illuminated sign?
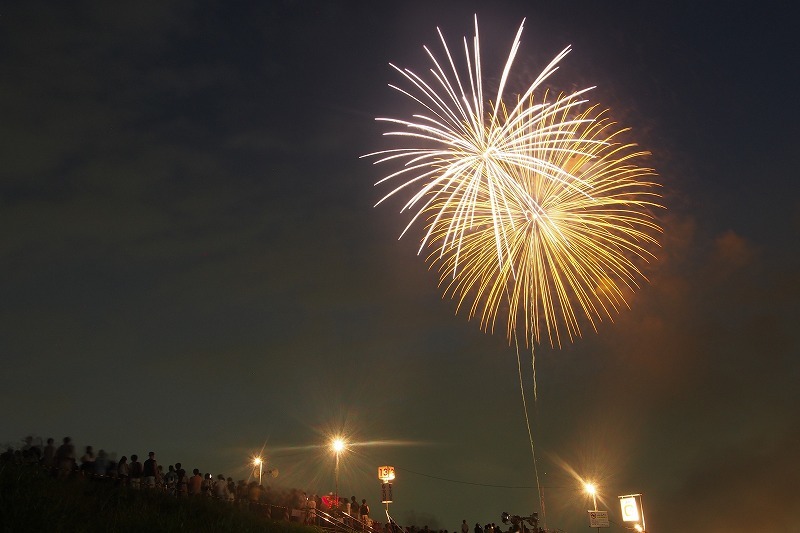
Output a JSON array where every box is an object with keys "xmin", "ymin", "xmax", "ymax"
[
  {"xmin": 619, "ymin": 496, "xmax": 640, "ymax": 522},
  {"xmin": 378, "ymin": 465, "xmax": 395, "ymax": 481}
]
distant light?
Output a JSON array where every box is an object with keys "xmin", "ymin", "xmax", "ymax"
[
  {"xmin": 253, "ymin": 457, "xmax": 262, "ymax": 466},
  {"xmin": 332, "ymin": 438, "xmax": 346, "ymax": 453},
  {"xmin": 584, "ymin": 482, "xmax": 597, "ymax": 496}
]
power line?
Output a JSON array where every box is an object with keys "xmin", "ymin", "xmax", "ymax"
[{"xmin": 394, "ymin": 465, "xmax": 565, "ymax": 490}]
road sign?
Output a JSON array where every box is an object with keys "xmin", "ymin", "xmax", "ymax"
[{"xmin": 588, "ymin": 511, "xmax": 610, "ymax": 528}]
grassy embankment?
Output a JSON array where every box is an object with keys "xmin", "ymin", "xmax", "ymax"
[{"xmin": 0, "ymin": 463, "xmax": 319, "ymax": 533}]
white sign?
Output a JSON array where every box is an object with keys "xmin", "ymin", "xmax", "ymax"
[
  {"xmin": 588, "ymin": 511, "xmax": 610, "ymax": 528},
  {"xmin": 619, "ymin": 496, "xmax": 640, "ymax": 522}
]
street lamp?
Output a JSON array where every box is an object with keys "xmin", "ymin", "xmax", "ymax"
[
  {"xmin": 584, "ymin": 482, "xmax": 598, "ymax": 510},
  {"xmin": 254, "ymin": 457, "xmax": 263, "ymax": 486},
  {"xmin": 378, "ymin": 465, "xmax": 395, "ymax": 515},
  {"xmin": 331, "ymin": 437, "xmax": 346, "ymax": 513},
  {"xmin": 584, "ymin": 482, "xmax": 599, "ymax": 533}
]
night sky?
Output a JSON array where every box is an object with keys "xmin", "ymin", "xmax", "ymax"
[{"xmin": 2, "ymin": 1, "xmax": 798, "ymax": 532}]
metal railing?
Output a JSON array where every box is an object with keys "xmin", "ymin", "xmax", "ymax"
[{"xmin": 313, "ymin": 509, "xmax": 384, "ymax": 533}]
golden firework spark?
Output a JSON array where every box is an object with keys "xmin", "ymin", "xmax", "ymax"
[
  {"xmin": 365, "ymin": 17, "xmax": 662, "ymax": 347},
  {"xmin": 427, "ymin": 97, "xmax": 662, "ymax": 347}
]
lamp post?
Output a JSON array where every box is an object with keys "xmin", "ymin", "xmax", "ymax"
[
  {"xmin": 378, "ymin": 465, "xmax": 395, "ymax": 516},
  {"xmin": 584, "ymin": 482, "xmax": 598, "ymax": 533},
  {"xmin": 331, "ymin": 438, "xmax": 346, "ymax": 513},
  {"xmin": 253, "ymin": 457, "xmax": 263, "ymax": 486}
]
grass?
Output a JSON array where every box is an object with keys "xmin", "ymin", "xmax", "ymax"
[{"xmin": 0, "ymin": 463, "xmax": 321, "ymax": 533}]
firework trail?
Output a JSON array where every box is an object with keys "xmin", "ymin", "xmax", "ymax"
[{"xmin": 364, "ymin": 15, "xmax": 662, "ymax": 525}]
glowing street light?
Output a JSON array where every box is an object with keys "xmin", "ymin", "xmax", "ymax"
[
  {"xmin": 584, "ymin": 482, "xmax": 598, "ymax": 511},
  {"xmin": 253, "ymin": 457, "xmax": 263, "ymax": 486},
  {"xmin": 331, "ymin": 437, "xmax": 347, "ymax": 513},
  {"xmin": 332, "ymin": 438, "xmax": 346, "ymax": 454},
  {"xmin": 584, "ymin": 482, "xmax": 600, "ymax": 533}
]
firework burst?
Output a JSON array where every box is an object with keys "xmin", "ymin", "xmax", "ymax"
[{"xmin": 365, "ymin": 16, "xmax": 662, "ymax": 347}]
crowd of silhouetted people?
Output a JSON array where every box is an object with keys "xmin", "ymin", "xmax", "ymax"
[
  {"xmin": 2, "ymin": 436, "xmax": 536, "ymax": 533},
  {"xmin": 1, "ymin": 435, "xmax": 386, "ymax": 530},
  {"xmin": 3, "ymin": 436, "xmax": 243, "ymax": 499}
]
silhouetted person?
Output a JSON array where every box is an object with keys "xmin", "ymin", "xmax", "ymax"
[
  {"xmin": 22, "ymin": 436, "xmax": 41, "ymax": 464},
  {"xmin": 308, "ymin": 493, "xmax": 317, "ymax": 525},
  {"xmin": 360, "ymin": 498, "xmax": 370, "ymax": 529},
  {"xmin": 93, "ymin": 449, "xmax": 108, "ymax": 477},
  {"xmin": 164, "ymin": 465, "xmax": 178, "ymax": 495},
  {"xmin": 143, "ymin": 451, "xmax": 158, "ymax": 488},
  {"xmin": 54, "ymin": 437, "xmax": 75, "ymax": 478},
  {"xmin": 204, "ymin": 472, "xmax": 214, "ymax": 496},
  {"xmin": 42, "ymin": 438, "xmax": 56, "ymax": 470},
  {"xmin": 215, "ymin": 474, "xmax": 230, "ymax": 500},
  {"xmin": 188, "ymin": 468, "xmax": 203, "ymax": 496},
  {"xmin": 80, "ymin": 446, "xmax": 95, "ymax": 474},
  {"xmin": 129, "ymin": 454, "xmax": 143, "ymax": 489},
  {"xmin": 177, "ymin": 468, "xmax": 189, "ymax": 498},
  {"xmin": 117, "ymin": 456, "xmax": 129, "ymax": 485}
]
